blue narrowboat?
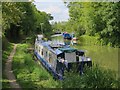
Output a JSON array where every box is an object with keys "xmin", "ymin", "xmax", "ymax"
[
  {"xmin": 34, "ymin": 35, "xmax": 92, "ymax": 80},
  {"xmin": 62, "ymin": 32, "xmax": 72, "ymax": 40}
]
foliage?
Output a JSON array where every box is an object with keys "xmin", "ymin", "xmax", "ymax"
[
  {"xmin": 51, "ymin": 21, "xmax": 67, "ymax": 33},
  {"xmin": 2, "ymin": 2, "xmax": 120, "ymax": 89},
  {"xmin": 62, "ymin": 65, "xmax": 118, "ymax": 88},
  {"xmin": 2, "ymin": 2, "xmax": 53, "ymax": 42},
  {"xmin": 78, "ymin": 35, "xmax": 101, "ymax": 46},
  {"xmin": 3, "ymin": 43, "xmax": 118, "ymax": 88},
  {"xmin": 2, "ymin": 42, "xmax": 13, "ymax": 88},
  {"xmin": 53, "ymin": 2, "xmax": 120, "ymax": 47},
  {"xmin": 12, "ymin": 44, "xmax": 60, "ymax": 89},
  {"xmin": 2, "ymin": 34, "xmax": 9, "ymax": 50}
]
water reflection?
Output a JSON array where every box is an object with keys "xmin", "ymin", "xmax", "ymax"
[
  {"xmin": 75, "ymin": 45, "xmax": 118, "ymax": 72},
  {"xmin": 51, "ymin": 35, "xmax": 71, "ymax": 45}
]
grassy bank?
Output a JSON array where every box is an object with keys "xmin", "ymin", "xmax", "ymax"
[
  {"xmin": 78, "ymin": 35, "xmax": 119, "ymax": 47},
  {"xmin": 78, "ymin": 35, "xmax": 101, "ymax": 46},
  {"xmin": 2, "ymin": 42, "xmax": 14, "ymax": 88},
  {"xmin": 12, "ymin": 43, "xmax": 119, "ymax": 89},
  {"xmin": 12, "ymin": 44, "xmax": 60, "ymax": 89}
]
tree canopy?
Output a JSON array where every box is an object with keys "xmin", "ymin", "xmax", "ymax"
[
  {"xmin": 2, "ymin": 2, "xmax": 53, "ymax": 42},
  {"xmin": 52, "ymin": 2, "xmax": 120, "ymax": 47}
]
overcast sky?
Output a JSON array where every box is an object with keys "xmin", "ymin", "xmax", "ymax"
[{"xmin": 33, "ymin": 0, "xmax": 70, "ymax": 23}]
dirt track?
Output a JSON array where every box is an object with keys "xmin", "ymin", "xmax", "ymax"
[{"xmin": 4, "ymin": 44, "xmax": 22, "ymax": 89}]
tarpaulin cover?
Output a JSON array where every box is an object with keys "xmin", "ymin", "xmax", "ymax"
[{"xmin": 58, "ymin": 47, "xmax": 77, "ymax": 53}]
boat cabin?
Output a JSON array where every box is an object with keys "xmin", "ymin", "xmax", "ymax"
[{"xmin": 35, "ymin": 37, "xmax": 92, "ymax": 79}]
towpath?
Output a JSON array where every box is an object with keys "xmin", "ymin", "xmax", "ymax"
[{"xmin": 4, "ymin": 44, "xmax": 22, "ymax": 89}]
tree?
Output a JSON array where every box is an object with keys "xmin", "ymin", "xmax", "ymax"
[
  {"xmin": 64, "ymin": 2, "xmax": 120, "ymax": 47},
  {"xmin": 2, "ymin": 2, "xmax": 53, "ymax": 42}
]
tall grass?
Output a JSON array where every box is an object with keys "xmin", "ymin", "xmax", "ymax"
[
  {"xmin": 62, "ymin": 65, "xmax": 118, "ymax": 88},
  {"xmin": 12, "ymin": 43, "xmax": 119, "ymax": 89},
  {"xmin": 2, "ymin": 42, "xmax": 14, "ymax": 88},
  {"xmin": 12, "ymin": 44, "xmax": 60, "ymax": 89}
]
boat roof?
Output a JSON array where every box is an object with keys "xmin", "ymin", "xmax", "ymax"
[
  {"xmin": 58, "ymin": 47, "xmax": 77, "ymax": 53},
  {"xmin": 40, "ymin": 41, "xmax": 63, "ymax": 55},
  {"xmin": 37, "ymin": 40, "xmax": 77, "ymax": 54},
  {"xmin": 55, "ymin": 49, "xmax": 63, "ymax": 55},
  {"xmin": 49, "ymin": 43, "xmax": 63, "ymax": 48},
  {"xmin": 37, "ymin": 35, "xmax": 43, "ymax": 38}
]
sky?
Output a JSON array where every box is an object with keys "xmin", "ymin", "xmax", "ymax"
[{"xmin": 33, "ymin": 0, "xmax": 70, "ymax": 23}]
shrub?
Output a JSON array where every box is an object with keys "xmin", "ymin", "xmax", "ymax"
[
  {"xmin": 62, "ymin": 65, "xmax": 118, "ymax": 88},
  {"xmin": 78, "ymin": 35, "xmax": 101, "ymax": 46}
]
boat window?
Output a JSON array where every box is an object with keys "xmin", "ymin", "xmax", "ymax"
[
  {"xmin": 37, "ymin": 46, "xmax": 38, "ymax": 51},
  {"xmin": 46, "ymin": 51, "xmax": 47, "ymax": 57},
  {"xmin": 41, "ymin": 49, "xmax": 43, "ymax": 55},
  {"xmin": 39, "ymin": 47, "xmax": 40, "ymax": 53},
  {"xmin": 49, "ymin": 54, "xmax": 51, "ymax": 63},
  {"xmin": 49, "ymin": 53, "xmax": 55, "ymax": 63}
]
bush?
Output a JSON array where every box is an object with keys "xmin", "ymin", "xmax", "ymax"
[
  {"xmin": 62, "ymin": 65, "xmax": 118, "ymax": 88},
  {"xmin": 2, "ymin": 34, "xmax": 11, "ymax": 51},
  {"xmin": 78, "ymin": 35, "xmax": 101, "ymax": 46},
  {"xmin": 82, "ymin": 65, "xmax": 117, "ymax": 88}
]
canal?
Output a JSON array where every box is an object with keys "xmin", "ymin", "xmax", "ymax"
[{"xmin": 51, "ymin": 34, "xmax": 118, "ymax": 73}]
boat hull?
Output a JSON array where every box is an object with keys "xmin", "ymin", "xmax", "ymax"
[{"xmin": 34, "ymin": 51, "xmax": 63, "ymax": 80}]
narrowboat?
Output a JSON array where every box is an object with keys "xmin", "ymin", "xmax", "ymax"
[
  {"xmin": 62, "ymin": 32, "xmax": 72, "ymax": 40},
  {"xmin": 71, "ymin": 33, "xmax": 78, "ymax": 44},
  {"xmin": 34, "ymin": 35, "xmax": 92, "ymax": 80}
]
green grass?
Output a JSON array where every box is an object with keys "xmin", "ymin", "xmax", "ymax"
[
  {"xmin": 62, "ymin": 65, "xmax": 118, "ymax": 88},
  {"xmin": 78, "ymin": 35, "xmax": 117, "ymax": 47},
  {"xmin": 12, "ymin": 43, "xmax": 119, "ymax": 89},
  {"xmin": 78, "ymin": 35, "xmax": 101, "ymax": 46},
  {"xmin": 12, "ymin": 44, "xmax": 60, "ymax": 89},
  {"xmin": 2, "ymin": 43, "xmax": 14, "ymax": 88}
]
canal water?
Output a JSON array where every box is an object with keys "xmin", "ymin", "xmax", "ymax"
[{"xmin": 51, "ymin": 35, "xmax": 118, "ymax": 73}]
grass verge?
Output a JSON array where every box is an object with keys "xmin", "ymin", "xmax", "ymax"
[
  {"xmin": 12, "ymin": 44, "xmax": 60, "ymax": 89},
  {"xmin": 12, "ymin": 43, "xmax": 119, "ymax": 89},
  {"xmin": 2, "ymin": 43, "xmax": 14, "ymax": 88}
]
